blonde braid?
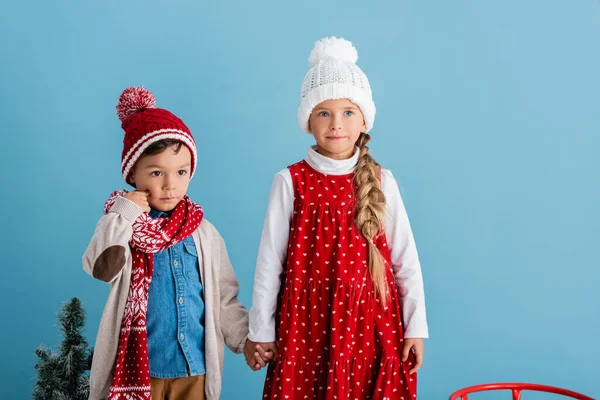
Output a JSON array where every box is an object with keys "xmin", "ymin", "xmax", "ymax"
[{"xmin": 354, "ymin": 132, "xmax": 389, "ymax": 305}]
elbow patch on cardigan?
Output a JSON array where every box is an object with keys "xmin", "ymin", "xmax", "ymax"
[{"xmin": 93, "ymin": 245, "xmax": 126, "ymax": 282}]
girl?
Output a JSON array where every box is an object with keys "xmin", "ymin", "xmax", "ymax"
[{"xmin": 247, "ymin": 37, "xmax": 429, "ymax": 399}]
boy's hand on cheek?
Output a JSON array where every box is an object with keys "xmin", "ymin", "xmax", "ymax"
[{"xmin": 124, "ymin": 190, "xmax": 150, "ymax": 213}]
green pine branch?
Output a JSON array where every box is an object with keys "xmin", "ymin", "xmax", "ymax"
[{"xmin": 33, "ymin": 298, "xmax": 94, "ymax": 400}]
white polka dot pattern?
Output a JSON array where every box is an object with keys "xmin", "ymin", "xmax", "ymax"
[{"xmin": 262, "ymin": 161, "xmax": 417, "ymax": 399}]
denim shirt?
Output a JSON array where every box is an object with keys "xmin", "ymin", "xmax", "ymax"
[{"xmin": 146, "ymin": 209, "xmax": 206, "ymax": 378}]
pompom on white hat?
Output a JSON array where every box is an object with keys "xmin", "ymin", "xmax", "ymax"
[{"xmin": 298, "ymin": 37, "xmax": 376, "ymax": 133}]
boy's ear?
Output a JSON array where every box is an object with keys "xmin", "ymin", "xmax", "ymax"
[{"xmin": 128, "ymin": 168, "xmax": 136, "ymax": 186}]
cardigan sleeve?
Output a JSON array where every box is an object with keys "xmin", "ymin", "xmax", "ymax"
[{"xmin": 82, "ymin": 196, "xmax": 142, "ymax": 283}]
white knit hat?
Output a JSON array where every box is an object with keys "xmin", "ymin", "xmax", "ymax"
[{"xmin": 298, "ymin": 37, "xmax": 376, "ymax": 133}]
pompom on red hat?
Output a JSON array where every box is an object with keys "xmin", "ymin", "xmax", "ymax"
[{"xmin": 116, "ymin": 87, "xmax": 197, "ymax": 183}]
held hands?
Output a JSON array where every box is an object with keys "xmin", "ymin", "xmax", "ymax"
[
  {"xmin": 243, "ymin": 337, "xmax": 421, "ymax": 373},
  {"xmin": 402, "ymin": 338, "xmax": 424, "ymax": 375},
  {"xmin": 124, "ymin": 190, "xmax": 150, "ymax": 213},
  {"xmin": 244, "ymin": 339, "xmax": 278, "ymax": 371}
]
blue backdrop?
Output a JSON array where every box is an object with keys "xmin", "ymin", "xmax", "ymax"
[{"xmin": 1, "ymin": 0, "xmax": 598, "ymax": 398}]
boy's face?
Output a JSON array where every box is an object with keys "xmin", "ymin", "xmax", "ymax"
[
  {"xmin": 130, "ymin": 144, "xmax": 192, "ymax": 212},
  {"xmin": 308, "ymin": 98, "xmax": 366, "ymax": 160}
]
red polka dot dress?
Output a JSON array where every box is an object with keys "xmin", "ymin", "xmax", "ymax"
[{"xmin": 263, "ymin": 160, "xmax": 417, "ymax": 400}]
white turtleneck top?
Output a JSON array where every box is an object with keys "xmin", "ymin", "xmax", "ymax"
[{"xmin": 249, "ymin": 147, "xmax": 429, "ymax": 342}]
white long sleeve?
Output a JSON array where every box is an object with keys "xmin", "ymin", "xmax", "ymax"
[
  {"xmin": 249, "ymin": 147, "xmax": 429, "ymax": 342},
  {"xmin": 248, "ymin": 171, "xmax": 294, "ymax": 342},
  {"xmin": 381, "ymin": 169, "xmax": 429, "ymax": 338}
]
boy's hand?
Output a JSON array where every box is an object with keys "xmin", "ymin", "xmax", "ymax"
[
  {"xmin": 124, "ymin": 190, "xmax": 150, "ymax": 213},
  {"xmin": 244, "ymin": 340, "xmax": 277, "ymax": 371},
  {"xmin": 402, "ymin": 338, "xmax": 424, "ymax": 375}
]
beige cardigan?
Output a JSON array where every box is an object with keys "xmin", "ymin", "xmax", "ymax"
[{"xmin": 83, "ymin": 196, "xmax": 249, "ymax": 400}]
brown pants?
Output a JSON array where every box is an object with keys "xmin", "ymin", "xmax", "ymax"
[{"xmin": 150, "ymin": 374, "xmax": 205, "ymax": 400}]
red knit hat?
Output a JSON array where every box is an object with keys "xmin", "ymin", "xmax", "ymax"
[{"xmin": 116, "ymin": 87, "xmax": 197, "ymax": 183}]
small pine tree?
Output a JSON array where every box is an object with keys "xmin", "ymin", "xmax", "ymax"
[{"xmin": 33, "ymin": 298, "xmax": 94, "ymax": 400}]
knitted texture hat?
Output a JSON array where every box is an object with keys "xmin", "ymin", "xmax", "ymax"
[
  {"xmin": 116, "ymin": 87, "xmax": 197, "ymax": 183},
  {"xmin": 298, "ymin": 37, "xmax": 376, "ymax": 133}
]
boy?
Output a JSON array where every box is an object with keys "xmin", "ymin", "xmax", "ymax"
[{"xmin": 84, "ymin": 87, "xmax": 270, "ymax": 400}]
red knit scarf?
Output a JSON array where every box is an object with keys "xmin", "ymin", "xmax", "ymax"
[{"xmin": 104, "ymin": 190, "xmax": 203, "ymax": 399}]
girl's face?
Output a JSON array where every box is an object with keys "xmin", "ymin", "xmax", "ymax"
[
  {"xmin": 308, "ymin": 98, "xmax": 366, "ymax": 160},
  {"xmin": 130, "ymin": 144, "xmax": 192, "ymax": 212}
]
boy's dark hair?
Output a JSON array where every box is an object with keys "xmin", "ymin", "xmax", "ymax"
[
  {"xmin": 129, "ymin": 139, "xmax": 184, "ymax": 188},
  {"xmin": 143, "ymin": 139, "xmax": 184, "ymax": 156}
]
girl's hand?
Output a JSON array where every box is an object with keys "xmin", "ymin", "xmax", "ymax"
[
  {"xmin": 402, "ymin": 338, "xmax": 424, "ymax": 375},
  {"xmin": 244, "ymin": 340, "xmax": 278, "ymax": 371},
  {"xmin": 124, "ymin": 190, "xmax": 150, "ymax": 213}
]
